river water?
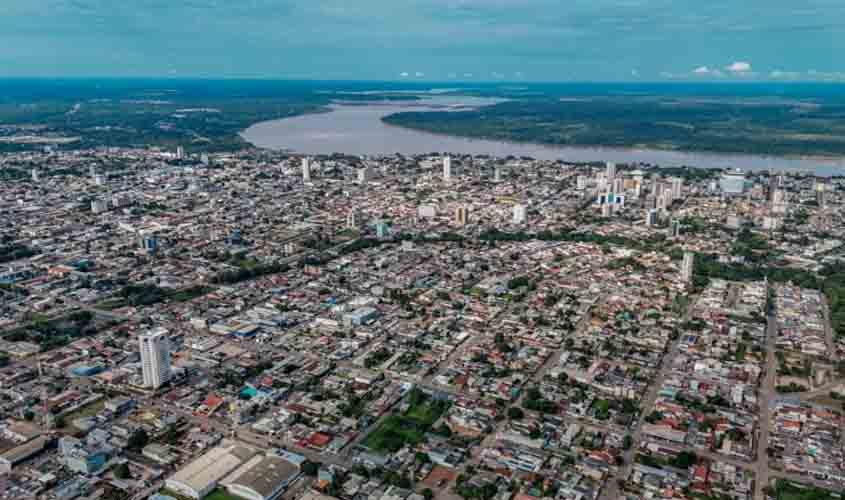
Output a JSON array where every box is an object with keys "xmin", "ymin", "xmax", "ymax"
[{"xmin": 241, "ymin": 97, "xmax": 845, "ymax": 176}]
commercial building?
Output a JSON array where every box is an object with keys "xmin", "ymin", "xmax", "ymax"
[
  {"xmin": 670, "ymin": 177, "xmax": 683, "ymax": 200},
  {"xmin": 681, "ymin": 252, "xmax": 695, "ymax": 284},
  {"xmin": 443, "ymin": 156, "xmax": 452, "ymax": 181},
  {"xmin": 605, "ymin": 161, "xmax": 616, "ymax": 181},
  {"xmin": 513, "ymin": 204, "xmax": 527, "ymax": 224},
  {"xmin": 720, "ymin": 169, "xmax": 746, "ymax": 195},
  {"xmin": 166, "ymin": 442, "xmax": 260, "ymax": 499},
  {"xmin": 139, "ymin": 327, "xmax": 171, "ymax": 389},
  {"xmin": 91, "ymin": 199, "xmax": 109, "ymax": 214},
  {"xmin": 302, "ymin": 158, "xmax": 311, "ymax": 183},
  {"xmin": 140, "ymin": 235, "xmax": 158, "ymax": 255},
  {"xmin": 375, "ymin": 220, "xmax": 389, "ymax": 239},
  {"xmin": 418, "ymin": 204, "xmax": 437, "ymax": 218},
  {"xmin": 357, "ymin": 166, "xmax": 373, "ymax": 184},
  {"xmin": 346, "ymin": 210, "xmax": 358, "ymax": 230},
  {"xmin": 0, "ymin": 435, "xmax": 51, "ymax": 474},
  {"xmin": 455, "ymin": 205, "xmax": 469, "ymax": 226},
  {"xmin": 645, "ymin": 209, "xmax": 658, "ymax": 226},
  {"xmin": 221, "ymin": 454, "xmax": 300, "ymax": 500},
  {"xmin": 59, "ymin": 436, "xmax": 112, "ymax": 474}
]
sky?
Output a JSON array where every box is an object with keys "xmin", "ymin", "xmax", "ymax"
[{"xmin": 1, "ymin": 0, "xmax": 843, "ymax": 81}]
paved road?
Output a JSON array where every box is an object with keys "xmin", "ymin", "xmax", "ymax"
[
  {"xmin": 63, "ymin": 297, "xmax": 131, "ymax": 321},
  {"xmin": 820, "ymin": 292, "xmax": 839, "ymax": 361},
  {"xmin": 599, "ymin": 325, "xmax": 686, "ymax": 500},
  {"xmin": 754, "ymin": 315, "xmax": 777, "ymax": 500}
]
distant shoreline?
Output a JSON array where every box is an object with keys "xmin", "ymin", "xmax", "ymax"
[
  {"xmin": 379, "ymin": 116, "xmax": 845, "ymax": 165},
  {"xmin": 241, "ymin": 100, "xmax": 845, "ymax": 175}
]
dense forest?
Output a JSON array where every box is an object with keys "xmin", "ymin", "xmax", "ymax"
[{"xmin": 383, "ymin": 95, "xmax": 845, "ymax": 157}]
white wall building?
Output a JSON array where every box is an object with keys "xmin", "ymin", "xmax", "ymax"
[
  {"xmin": 513, "ymin": 204, "xmax": 527, "ymax": 224},
  {"xmin": 139, "ymin": 327, "xmax": 171, "ymax": 389},
  {"xmin": 301, "ymin": 158, "xmax": 311, "ymax": 183},
  {"xmin": 681, "ymin": 252, "xmax": 695, "ymax": 284}
]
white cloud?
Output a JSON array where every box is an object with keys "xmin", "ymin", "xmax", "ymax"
[
  {"xmin": 630, "ymin": 69, "xmax": 639, "ymax": 77},
  {"xmin": 399, "ymin": 71, "xmax": 409, "ymax": 77},
  {"xmin": 414, "ymin": 71, "xmax": 425, "ymax": 77},
  {"xmin": 726, "ymin": 61, "xmax": 752, "ymax": 73},
  {"xmin": 770, "ymin": 70, "xmax": 800, "ymax": 80},
  {"xmin": 692, "ymin": 66, "xmax": 724, "ymax": 77}
]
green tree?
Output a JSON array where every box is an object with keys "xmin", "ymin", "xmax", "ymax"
[
  {"xmin": 127, "ymin": 429, "xmax": 149, "ymax": 451},
  {"xmin": 113, "ymin": 463, "xmax": 131, "ymax": 479},
  {"xmin": 507, "ymin": 407, "xmax": 525, "ymax": 420},
  {"xmin": 301, "ymin": 461, "xmax": 320, "ymax": 476}
]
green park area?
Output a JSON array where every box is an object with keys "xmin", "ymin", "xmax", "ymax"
[
  {"xmin": 205, "ymin": 489, "xmax": 246, "ymax": 500},
  {"xmin": 363, "ymin": 388, "xmax": 450, "ymax": 453},
  {"xmin": 774, "ymin": 479, "xmax": 838, "ymax": 500}
]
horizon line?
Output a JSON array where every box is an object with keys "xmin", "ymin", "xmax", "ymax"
[{"xmin": 0, "ymin": 76, "xmax": 844, "ymax": 85}]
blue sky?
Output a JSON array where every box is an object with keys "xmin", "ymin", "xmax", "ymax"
[{"xmin": 1, "ymin": 0, "xmax": 843, "ymax": 81}]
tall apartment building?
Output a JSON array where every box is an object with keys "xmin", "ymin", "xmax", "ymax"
[{"xmin": 139, "ymin": 328, "xmax": 171, "ymax": 389}]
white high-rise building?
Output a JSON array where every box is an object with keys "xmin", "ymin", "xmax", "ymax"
[
  {"xmin": 605, "ymin": 162, "xmax": 616, "ymax": 181},
  {"xmin": 681, "ymin": 252, "xmax": 695, "ymax": 284},
  {"xmin": 494, "ymin": 166, "xmax": 503, "ymax": 183},
  {"xmin": 815, "ymin": 182, "xmax": 827, "ymax": 208},
  {"xmin": 646, "ymin": 209, "xmax": 658, "ymax": 226},
  {"xmin": 576, "ymin": 176, "xmax": 588, "ymax": 190},
  {"xmin": 612, "ymin": 177, "xmax": 625, "ymax": 195},
  {"xmin": 596, "ymin": 176, "xmax": 608, "ymax": 194},
  {"xmin": 301, "ymin": 158, "xmax": 311, "ymax": 183},
  {"xmin": 31, "ymin": 168, "xmax": 39, "ymax": 182},
  {"xmin": 139, "ymin": 328, "xmax": 171, "ymax": 389},
  {"xmin": 91, "ymin": 200, "xmax": 108, "ymax": 214},
  {"xmin": 418, "ymin": 204, "xmax": 437, "ymax": 218},
  {"xmin": 720, "ymin": 169, "xmax": 746, "ymax": 194},
  {"xmin": 455, "ymin": 205, "xmax": 469, "ymax": 226},
  {"xmin": 176, "ymin": 146, "xmax": 185, "ymax": 161},
  {"xmin": 357, "ymin": 167, "xmax": 373, "ymax": 184},
  {"xmin": 443, "ymin": 156, "xmax": 452, "ymax": 181},
  {"xmin": 513, "ymin": 204, "xmax": 527, "ymax": 224},
  {"xmin": 346, "ymin": 210, "xmax": 359, "ymax": 230},
  {"xmin": 771, "ymin": 189, "xmax": 788, "ymax": 215},
  {"xmin": 671, "ymin": 177, "xmax": 683, "ymax": 200},
  {"xmin": 89, "ymin": 165, "xmax": 97, "ymax": 179}
]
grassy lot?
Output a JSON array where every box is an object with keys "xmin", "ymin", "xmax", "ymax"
[
  {"xmin": 363, "ymin": 415, "xmax": 426, "ymax": 453},
  {"xmin": 63, "ymin": 398, "xmax": 106, "ymax": 422},
  {"xmin": 362, "ymin": 388, "xmax": 449, "ymax": 453},
  {"xmin": 97, "ymin": 285, "xmax": 213, "ymax": 310},
  {"xmin": 205, "ymin": 489, "xmax": 246, "ymax": 500},
  {"xmin": 775, "ymin": 479, "xmax": 838, "ymax": 500}
]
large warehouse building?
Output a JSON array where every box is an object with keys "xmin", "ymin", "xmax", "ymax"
[
  {"xmin": 165, "ymin": 440, "xmax": 301, "ymax": 500},
  {"xmin": 165, "ymin": 442, "xmax": 259, "ymax": 499},
  {"xmin": 221, "ymin": 454, "xmax": 301, "ymax": 500}
]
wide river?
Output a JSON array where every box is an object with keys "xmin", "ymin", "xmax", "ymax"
[{"xmin": 242, "ymin": 96, "xmax": 845, "ymax": 176}]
